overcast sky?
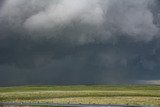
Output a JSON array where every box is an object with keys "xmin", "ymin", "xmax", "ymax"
[{"xmin": 0, "ymin": 0, "xmax": 160, "ymax": 86}]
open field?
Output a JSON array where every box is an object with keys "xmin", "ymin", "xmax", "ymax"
[{"xmin": 0, "ymin": 85, "xmax": 160, "ymax": 106}]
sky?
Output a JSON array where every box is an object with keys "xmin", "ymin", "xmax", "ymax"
[{"xmin": 0, "ymin": 0, "xmax": 160, "ymax": 86}]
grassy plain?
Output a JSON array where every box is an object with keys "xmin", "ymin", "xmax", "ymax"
[{"xmin": 0, "ymin": 85, "xmax": 160, "ymax": 106}]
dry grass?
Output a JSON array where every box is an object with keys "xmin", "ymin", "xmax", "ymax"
[{"xmin": 0, "ymin": 85, "xmax": 160, "ymax": 106}]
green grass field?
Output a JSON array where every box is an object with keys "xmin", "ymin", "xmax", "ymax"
[{"xmin": 0, "ymin": 85, "xmax": 160, "ymax": 106}]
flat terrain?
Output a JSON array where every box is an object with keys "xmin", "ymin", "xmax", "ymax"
[{"xmin": 0, "ymin": 85, "xmax": 160, "ymax": 106}]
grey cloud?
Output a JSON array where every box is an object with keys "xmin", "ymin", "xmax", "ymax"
[
  {"xmin": 0, "ymin": 0, "xmax": 158, "ymax": 44},
  {"xmin": 0, "ymin": 0, "xmax": 160, "ymax": 86},
  {"xmin": 106, "ymin": 0, "xmax": 158, "ymax": 41}
]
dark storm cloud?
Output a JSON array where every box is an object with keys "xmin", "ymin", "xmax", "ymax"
[
  {"xmin": 0, "ymin": 0, "xmax": 160, "ymax": 86},
  {"xmin": 0, "ymin": 0, "xmax": 4, "ymax": 7}
]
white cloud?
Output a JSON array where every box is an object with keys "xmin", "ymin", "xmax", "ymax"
[
  {"xmin": 137, "ymin": 80, "xmax": 160, "ymax": 85},
  {"xmin": 23, "ymin": 0, "xmax": 106, "ymax": 31},
  {"xmin": 0, "ymin": 0, "xmax": 158, "ymax": 44}
]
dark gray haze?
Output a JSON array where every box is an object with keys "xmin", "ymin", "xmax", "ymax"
[{"xmin": 0, "ymin": 0, "xmax": 160, "ymax": 86}]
